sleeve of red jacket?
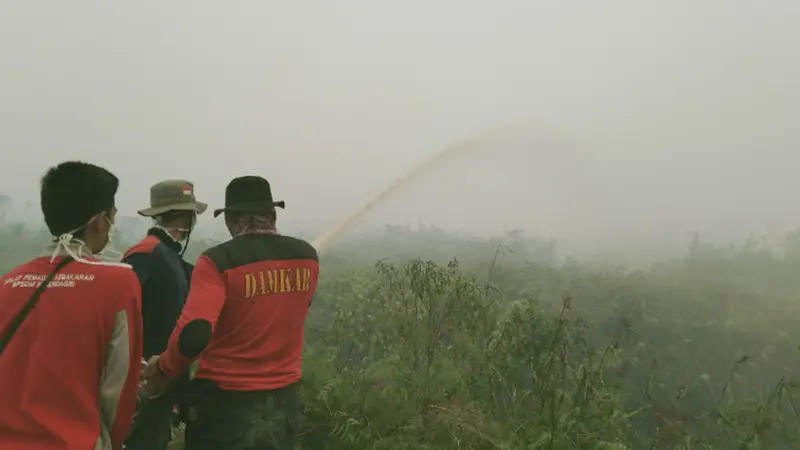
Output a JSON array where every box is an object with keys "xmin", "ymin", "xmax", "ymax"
[
  {"xmin": 98, "ymin": 270, "xmax": 143, "ymax": 448},
  {"xmin": 159, "ymin": 255, "xmax": 226, "ymax": 378}
]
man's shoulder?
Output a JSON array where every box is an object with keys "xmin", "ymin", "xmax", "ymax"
[
  {"xmin": 197, "ymin": 240, "xmax": 231, "ymax": 272},
  {"xmin": 1, "ymin": 258, "xmax": 138, "ymax": 298},
  {"xmin": 123, "ymin": 235, "xmax": 161, "ymax": 259},
  {"xmin": 200, "ymin": 239, "xmax": 230, "ymax": 258},
  {"xmin": 201, "ymin": 234, "xmax": 318, "ymax": 271},
  {"xmin": 84, "ymin": 260, "xmax": 136, "ymax": 274},
  {"xmin": 70, "ymin": 261, "xmax": 139, "ymax": 290},
  {"xmin": 277, "ymin": 235, "xmax": 318, "ymax": 260},
  {"xmin": 76, "ymin": 263, "xmax": 141, "ymax": 308}
]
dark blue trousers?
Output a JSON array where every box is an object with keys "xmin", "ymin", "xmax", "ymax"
[{"xmin": 124, "ymin": 393, "xmax": 174, "ymax": 450}]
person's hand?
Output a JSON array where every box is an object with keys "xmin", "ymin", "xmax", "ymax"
[{"xmin": 141, "ymin": 355, "xmax": 171, "ymax": 398}]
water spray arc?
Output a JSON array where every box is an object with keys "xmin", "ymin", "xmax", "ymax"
[{"xmin": 310, "ymin": 125, "xmax": 537, "ymax": 253}]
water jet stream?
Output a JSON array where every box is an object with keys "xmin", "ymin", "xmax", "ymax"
[{"xmin": 310, "ymin": 125, "xmax": 546, "ymax": 253}]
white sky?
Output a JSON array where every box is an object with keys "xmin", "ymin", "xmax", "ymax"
[{"xmin": 1, "ymin": 1, "xmax": 799, "ymax": 252}]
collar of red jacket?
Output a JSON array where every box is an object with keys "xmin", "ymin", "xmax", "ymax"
[{"xmin": 39, "ymin": 239, "xmax": 95, "ymax": 259}]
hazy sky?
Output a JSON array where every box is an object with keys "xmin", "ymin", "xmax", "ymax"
[{"xmin": 1, "ymin": 1, "xmax": 799, "ymax": 250}]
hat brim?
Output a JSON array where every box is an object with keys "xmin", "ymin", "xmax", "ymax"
[
  {"xmin": 138, "ymin": 201, "xmax": 208, "ymax": 217},
  {"xmin": 212, "ymin": 201, "xmax": 284, "ymax": 218}
]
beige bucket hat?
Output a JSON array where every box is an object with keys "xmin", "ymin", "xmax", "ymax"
[{"xmin": 137, "ymin": 179, "xmax": 208, "ymax": 217}]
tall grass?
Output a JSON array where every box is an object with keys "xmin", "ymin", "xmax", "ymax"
[{"xmin": 300, "ymin": 253, "xmax": 800, "ymax": 449}]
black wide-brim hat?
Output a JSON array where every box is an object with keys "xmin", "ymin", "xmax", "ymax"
[{"xmin": 212, "ymin": 175, "xmax": 285, "ymax": 218}]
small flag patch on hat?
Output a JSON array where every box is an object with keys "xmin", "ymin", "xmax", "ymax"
[{"xmin": 182, "ymin": 186, "xmax": 192, "ymax": 196}]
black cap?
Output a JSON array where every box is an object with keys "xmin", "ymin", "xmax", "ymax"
[{"xmin": 212, "ymin": 176, "xmax": 285, "ymax": 218}]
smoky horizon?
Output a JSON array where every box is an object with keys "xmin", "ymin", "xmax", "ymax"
[{"xmin": 1, "ymin": 1, "xmax": 798, "ymax": 264}]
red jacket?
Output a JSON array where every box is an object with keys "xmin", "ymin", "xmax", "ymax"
[
  {"xmin": 0, "ymin": 245, "xmax": 143, "ymax": 450},
  {"xmin": 159, "ymin": 233, "xmax": 319, "ymax": 391}
]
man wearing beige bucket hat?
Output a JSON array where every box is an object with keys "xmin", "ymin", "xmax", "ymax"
[
  {"xmin": 122, "ymin": 180, "xmax": 206, "ymax": 450},
  {"xmin": 141, "ymin": 176, "xmax": 318, "ymax": 450}
]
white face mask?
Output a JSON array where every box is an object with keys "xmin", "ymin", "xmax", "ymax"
[
  {"xmin": 175, "ymin": 219, "xmax": 194, "ymax": 244},
  {"xmin": 50, "ymin": 213, "xmax": 128, "ymax": 268},
  {"xmin": 97, "ymin": 215, "xmax": 124, "ymax": 259},
  {"xmin": 155, "ymin": 213, "xmax": 196, "ymax": 245}
]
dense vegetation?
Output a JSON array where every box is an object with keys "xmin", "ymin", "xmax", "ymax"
[{"xmin": 3, "ymin": 219, "xmax": 800, "ymax": 449}]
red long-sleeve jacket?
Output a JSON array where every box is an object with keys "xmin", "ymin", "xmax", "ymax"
[
  {"xmin": 0, "ymin": 246, "xmax": 143, "ymax": 450},
  {"xmin": 158, "ymin": 233, "xmax": 319, "ymax": 391}
]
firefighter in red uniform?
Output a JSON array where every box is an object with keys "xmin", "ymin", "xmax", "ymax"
[
  {"xmin": 0, "ymin": 161, "xmax": 143, "ymax": 450},
  {"xmin": 142, "ymin": 176, "xmax": 319, "ymax": 450}
]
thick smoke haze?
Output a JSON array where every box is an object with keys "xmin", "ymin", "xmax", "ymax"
[{"xmin": 1, "ymin": 1, "xmax": 798, "ymax": 261}]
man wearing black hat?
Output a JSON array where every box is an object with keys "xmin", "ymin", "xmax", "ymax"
[
  {"xmin": 122, "ymin": 180, "xmax": 207, "ymax": 450},
  {"xmin": 141, "ymin": 176, "xmax": 319, "ymax": 450}
]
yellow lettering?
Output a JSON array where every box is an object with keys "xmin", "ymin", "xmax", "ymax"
[
  {"xmin": 267, "ymin": 270, "xmax": 278, "ymax": 293},
  {"xmin": 279, "ymin": 269, "xmax": 291, "ymax": 292},
  {"xmin": 258, "ymin": 271, "xmax": 268, "ymax": 295},
  {"xmin": 302, "ymin": 268, "xmax": 311, "ymax": 291},
  {"xmin": 244, "ymin": 273, "xmax": 257, "ymax": 298},
  {"xmin": 244, "ymin": 267, "xmax": 312, "ymax": 299}
]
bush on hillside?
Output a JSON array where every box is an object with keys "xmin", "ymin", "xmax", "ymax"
[
  {"xmin": 301, "ymin": 259, "xmax": 630, "ymax": 449},
  {"xmin": 301, "ymin": 257, "xmax": 800, "ymax": 449}
]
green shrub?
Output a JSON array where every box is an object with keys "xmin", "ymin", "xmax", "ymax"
[{"xmin": 300, "ymin": 254, "xmax": 800, "ymax": 449}]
